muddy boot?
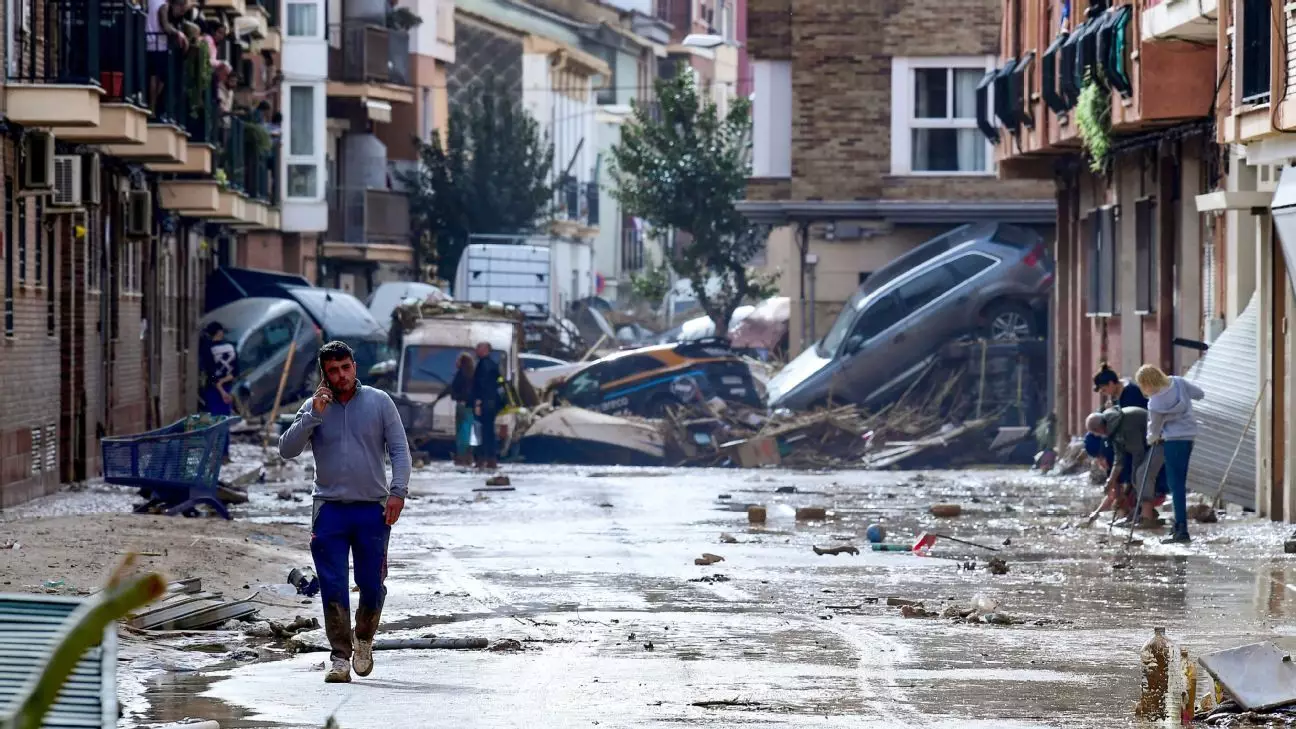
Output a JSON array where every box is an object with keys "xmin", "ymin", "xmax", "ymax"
[
  {"xmin": 353, "ymin": 602, "xmax": 383, "ymax": 677},
  {"xmin": 324, "ymin": 657, "xmax": 351, "ymax": 683},
  {"xmin": 322, "ymin": 601, "xmax": 354, "ymax": 663}
]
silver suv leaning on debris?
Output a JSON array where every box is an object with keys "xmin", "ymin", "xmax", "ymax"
[{"xmin": 767, "ymin": 222, "xmax": 1053, "ymax": 410}]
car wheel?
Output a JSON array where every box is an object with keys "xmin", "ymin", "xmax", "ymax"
[{"xmin": 984, "ymin": 301, "xmax": 1038, "ymax": 342}]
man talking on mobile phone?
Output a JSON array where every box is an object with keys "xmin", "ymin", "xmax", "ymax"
[{"xmin": 278, "ymin": 340, "xmax": 411, "ymax": 684}]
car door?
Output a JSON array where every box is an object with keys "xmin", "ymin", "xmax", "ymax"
[
  {"xmin": 831, "ymin": 292, "xmax": 909, "ymax": 402},
  {"xmin": 246, "ymin": 315, "xmax": 297, "ymax": 414}
]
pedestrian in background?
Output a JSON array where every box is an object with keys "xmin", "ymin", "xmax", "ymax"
[
  {"xmin": 1136, "ymin": 364, "xmax": 1205, "ymax": 544},
  {"xmin": 1094, "ymin": 361, "xmax": 1148, "ymax": 409},
  {"xmin": 433, "ymin": 351, "xmax": 475, "ymax": 467},
  {"xmin": 279, "ymin": 341, "xmax": 411, "ymax": 684},
  {"xmin": 472, "ymin": 341, "xmax": 503, "ymax": 470}
]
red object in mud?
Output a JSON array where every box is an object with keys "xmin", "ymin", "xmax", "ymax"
[{"xmin": 911, "ymin": 532, "xmax": 938, "ymax": 554}]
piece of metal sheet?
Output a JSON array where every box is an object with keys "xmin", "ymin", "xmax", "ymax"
[
  {"xmin": 1199, "ymin": 642, "xmax": 1296, "ymax": 711},
  {"xmin": 1184, "ymin": 294, "xmax": 1260, "ymax": 511}
]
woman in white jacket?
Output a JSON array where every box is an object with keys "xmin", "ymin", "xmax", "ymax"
[{"xmin": 1135, "ymin": 364, "xmax": 1205, "ymax": 544}]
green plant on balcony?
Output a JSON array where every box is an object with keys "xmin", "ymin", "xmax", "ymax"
[
  {"xmin": 386, "ymin": 6, "xmax": 423, "ymax": 30},
  {"xmin": 185, "ymin": 43, "xmax": 214, "ymax": 116},
  {"xmin": 246, "ymin": 122, "xmax": 273, "ymax": 156},
  {"xmin": 214, "ymin": 168, "xmax": 229, "ymax": 189},
  {"xmin": 1075, "ymin": 75, "xmax": 1111, "ymax": 174}
]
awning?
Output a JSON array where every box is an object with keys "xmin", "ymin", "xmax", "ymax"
[
  {"xmin": 1184, "ymin": 294, "xmax": 1260, "ymax": 511},
  {"xmin": 735, "ymin": 199, "xmax": 1057, "ymax": 226}
]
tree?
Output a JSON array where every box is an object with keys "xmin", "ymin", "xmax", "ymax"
[
  {"xmin": 401, "ymin": 78, "xmax": 554, "ymax": 279},
  {"xmin": 610, "ymin": 72, "xmax": 766, "ymax": 333}
]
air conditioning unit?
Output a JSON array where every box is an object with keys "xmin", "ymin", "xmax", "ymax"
[
  {"xmin": 126, "ymin": 189, "xmax": 152, "ymax": 239},
  {"xmin": 50, "ymin": 155, "xmax": 83, "ymax": 208},
  {"xmin": 22, "ymin": 131, "xmax": 55, "ymax": 192},
  {"xmin": 82, "ymin": 153, "xmax": 101, "ymax": 206}
]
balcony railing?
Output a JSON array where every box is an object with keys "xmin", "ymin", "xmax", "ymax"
[
  {"xmin": 555, "ymin": 175, "xmax": 599, "ymax": 227},
  {"xmin": 185, "ymin": 75, "xmax": 218, "ymax": 144},
  {"xmin": 220, "ymin": 117, "xmax": 247, "ymax": 193},
  {"xmin": 99, "ymin": 0, "xmax": 148, "ymax": 105},
  {"xmin": 146, "ymin": 31, "xmax": 191, "ymax": 125},
  {"xmin": 9, "ymin": 0, "xmax": 101, "ymax": 84},
  {"xmin": 327, "ymin": 23, "xmax": 410, "ymax": 86},
  {"xmin": 327, "ymin": 187, "xmax": 411, "ymax": 244},
  {"xmin": 218, "ymin": 117, "xmax": 280, "ymax": 203}
]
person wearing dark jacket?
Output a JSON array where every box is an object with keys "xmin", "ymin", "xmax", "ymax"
[
  {"xmin": 471, "ymin": 342, "xmax": 503, "ymax": 470},
  {"xmin": 1094, "ymin": 362, "xmax": 1148, "ymax": 409},
  {"xmin": 438, "ymin": 352, "xmax": 475, "ymax": 467}
]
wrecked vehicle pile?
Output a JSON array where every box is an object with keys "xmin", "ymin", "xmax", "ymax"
[{"xmin": 653, "ymin": 337, "xmax": 1046, "ymax": 469}]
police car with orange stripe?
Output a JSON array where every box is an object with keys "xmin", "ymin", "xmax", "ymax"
[{"xmin": 552, "ymin": 338, "xmax": 762, "ymax": 416}]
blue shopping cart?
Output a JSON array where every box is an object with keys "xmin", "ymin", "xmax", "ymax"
[{"xmin": 101, "ymin": 414, "xmax": 241, "ymax": 520}]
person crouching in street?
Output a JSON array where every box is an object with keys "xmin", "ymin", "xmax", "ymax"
[
  {"xmin": 1135, "ymin": 364, "xmax": 1205, "ymax": 544},
  {"xmin": 472, "ymin": 341, "xmax": 503, "ymax": 470},
  {"xmin": 1084, "ymin": 407, "xmax": 1168, "ymax": 527},
  {"xmin": 278, "ymin": 341, "xmax": 411, "ymax": 684}
]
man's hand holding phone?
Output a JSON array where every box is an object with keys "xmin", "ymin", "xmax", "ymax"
[{"xmin": 312, "ymin": 385, "xmax": 334, "ymax": 415}]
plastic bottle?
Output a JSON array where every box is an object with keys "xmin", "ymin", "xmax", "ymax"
[
  {"xmin": 1134, "ymin": 627, "xmax": 1173, "ymax": 720},
  {"xmin": 1181, "ymin": 647, "xmax": 1196, "ymax": 724}
]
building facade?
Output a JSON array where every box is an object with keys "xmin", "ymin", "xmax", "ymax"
[
  {"xmin": 739, "ymin": 0, "xmax": 1056, "ymax": 356},
  {"xmin": 1, "ymin": 0, "xmax": 287, "ymax": 505}
]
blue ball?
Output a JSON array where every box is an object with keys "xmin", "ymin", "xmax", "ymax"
[{"xmin": 866, "ymin": 524, "xmax": 886, "ymax": 543}]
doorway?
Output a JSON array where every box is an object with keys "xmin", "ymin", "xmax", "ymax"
[
  {"xmin": 1271, "ymin": 223, "xmax": 1288, "ymax": 521},
  {"xmin": 57, "ymin": 218, "xmax": 86, "ymax": 482}
]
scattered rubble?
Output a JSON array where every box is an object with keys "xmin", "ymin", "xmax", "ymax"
[
  {"xmin": 929, "ymin": 504, "xmax": 963, "ymax": 518},
  {"xmin": 795, "ymin": 507, "xmax": 828, "ymax": 521},
  {"xmin": 719, "ymin": 533, "xmax": 739, "ymax": 544},
  {"xmin": 747, "ymin": 506, "xmax": 767, "ymax": 524},
  {"xmin": 1189, "ymin": 503, "xmax": 1220, "ymax": 524},
  {"xmin": 688, "ymin": 574, "xmax": 731, "ymax": 583},
  {"xmin": 694, "ymin": 553, "xmax": 725, "ymax": 566},
  {"xmin": 987, "ymin": 557, "xmax": 1010, "ymax": 575},
  {"xmin": 488, "ymin": 639, "xmax": 525, "ymax": 652},
  {"xmin": 485, "ymin": 475, "xmax": 511, "ymax": 487},
  {"xmin": 126, "ymin": 579, "xmax": 258, "ymax": 631}
]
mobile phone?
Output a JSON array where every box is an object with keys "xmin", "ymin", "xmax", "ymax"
[{"xmin": 320, "ymin": 361, "xmax": 341, "ymax": 397}]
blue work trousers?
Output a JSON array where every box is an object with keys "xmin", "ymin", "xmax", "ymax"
[
  {"xmin": 1162, "ymin": 440, "xmax": 1195, "ymax": 538},
  {"xmin": 311, "ymin": 500, "xmax": 391, "ymax": 661},
  {"xmin": 455, "ymin": 402, "xmax": 474, "ymax": 458}
]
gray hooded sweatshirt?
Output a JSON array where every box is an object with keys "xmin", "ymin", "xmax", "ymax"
[{"xmin": 1146, "ymin": 376, "xmax": 1204, "ymax": 442}]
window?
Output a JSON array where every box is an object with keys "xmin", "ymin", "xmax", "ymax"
[
  {"xmin": 1241, "ymin": 0, "xmax": 1272, "ymax": 104},
  {"xmin": 287, "ymin": 85, "xmax": 319, "ymax": 199},
  {"xmin": 400, "ymin": 345, "xmax": 502, "ymax": 396},
  {"xmin": 948, "ymin": 252, "xmax": 996, "ymax": 281},
  {"xmin": 752, "ymin": 60, "xmax": 792, "ymax": 178},
  {"xmin": 1086, "ymin": 207, "xmax": 1118, "ymax": 316},
  {"xmin": 896, "ymin": 265, "xmax": 957, "ymax": 312},
  {"xmin": 851, "ymin": 293, "xmax": 906, "ymax": 343},
  {"xmin": 287, "ymin": 166, "xmax": 318, "ymax": 198},
  {"xmin": 560, "ymin": 368, "xmax": 604, "ymax": 407},
  {"xmin": 3, "ymin": 176, "xmax": 11, "ymax": 336},
  {"xmin": 858, "ymin": 271, "xmax": 873, "ymax": 286},
  {"xmin": 891, "ymin": 57, "xmax": 996, "ymax": 175},
  {"xmin": 289, "ymin": 86, "xmax": 315, "ymax": 156},
  {"xmin": 286, "ymin": 2, "xmax": 319, "ymax": 37},
  {"xmin": 1135, "ymin": 197, "xmax": 1157, "ymax": 314},
  {"xmin": 621, "ymin": 214, "xmax": 643, "ymax": 272},
  {"xmin": 121, "ymin": 240, "xmax": 141, "ymax": 295},
  {"xmin": 422, "ymin": 87, "xmax": 432, "ymax": 140},
  {"xmin": 87, "ymin": 212, "xmax": 101, "ymax": 293},
  {"xmin": 601, "ymin": 355, "xmax": 661, "ymax": 385}
]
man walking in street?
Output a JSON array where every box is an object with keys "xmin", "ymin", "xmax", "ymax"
[
  {"xmin": 472, "ymin": 341, "xmax": 503, "ymax": 470},
  {"xmin": 279, "ymin": 341, "xmax": 411, "ymax": 684}
]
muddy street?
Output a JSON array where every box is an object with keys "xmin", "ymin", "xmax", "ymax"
[{"xmin": 102, "ymin": 462, "xmax": 1296, "ymax": 728}]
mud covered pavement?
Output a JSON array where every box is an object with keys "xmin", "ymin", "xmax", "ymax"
[{"xmin": 105, "ymin": 462, "xmax": 1296, "ymax": 728}]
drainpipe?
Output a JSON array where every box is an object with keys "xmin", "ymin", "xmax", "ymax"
[
  {"xmin": 796, "ymin": 221, "xmax": 810, "ymax": 351},
  {"xmin": 806, "ymin": 252, "xmax": 819, "ymax": 343}
]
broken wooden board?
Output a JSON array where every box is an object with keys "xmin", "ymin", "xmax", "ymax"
[{"xmin": 1198, "ymin": 642, "xmax": 1296, "ymax": 711}]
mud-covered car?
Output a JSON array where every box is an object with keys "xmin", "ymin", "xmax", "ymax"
[{"xmin": 553, "ymin": 338, "xmax": 762, "ymax": 416}]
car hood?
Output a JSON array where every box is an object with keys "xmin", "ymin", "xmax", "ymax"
[{"xmin": 766, "ymin": 344, "xmax": 831, "ymax": 405}]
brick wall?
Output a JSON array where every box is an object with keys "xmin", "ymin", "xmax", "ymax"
[{"xmin": 749, "ymin": 0, "xmax": 1051, "ymax": 204}]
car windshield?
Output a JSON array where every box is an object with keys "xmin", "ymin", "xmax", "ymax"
[
  {"xmin": 817, "ymin": 288, "xmax": 869, "ymax": 357},
  {"xmin": 400, "ymin": 346, "xmax": 503, "ymax": 395},
  {"xmin": 350, "ymin": 340, "xmax": 394, "ymax": 382}
]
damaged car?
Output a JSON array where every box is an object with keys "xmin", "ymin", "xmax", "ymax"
[
  {"xmin": 768, "ymin": 222, "xmax": 1052, "ymax": 410},
  {"xmin": 553, "ymin": 338, "xmax": 763, "ymax": 417}
]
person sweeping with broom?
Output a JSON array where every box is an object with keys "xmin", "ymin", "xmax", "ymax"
[{"xmin": 1135, "ymin": 364, "xmax": 1205, "ymax": 544}]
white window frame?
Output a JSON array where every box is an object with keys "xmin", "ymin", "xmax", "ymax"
[
  {"xmin": 285, "ymin": 0, "xmax": 323, "ymax": 39},
  {"xmin": 284, "ymin": 83, "xmax": 324, "ymax": 201},
  {"xmin": 890, "ymin": 55, "xmax": 997, "ymax": 177}
]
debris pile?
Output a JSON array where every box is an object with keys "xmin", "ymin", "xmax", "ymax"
[
  {"xmin": 655, "ymin": 340, "xmax": 1043, "ymax": 469},
  {"xmin": 124, "ymin": 578, "xmax": 258, "ymax": 631}
]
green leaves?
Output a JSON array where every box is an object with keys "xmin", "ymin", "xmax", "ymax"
[
  {"xmin": 610, "ymin": 72, "xmax": 763, "ymax": 331},
  {"xmin": 1076, "ymin": 77, "xmax": 1111, "ymax": 174},
  {"xmin": 400, "ymin": 78, "xmax": 554, "ymax": 279}
]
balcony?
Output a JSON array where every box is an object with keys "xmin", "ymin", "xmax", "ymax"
[
  {"xmin": 327, "ymin": 23, "xmax": 414, "ymax": 104},
  {"xmin": 205, "ymin": 0, "xmax": 248, "ymax": 16},
  {"xmin": 6, "ymin": 0, "xmax": 105, "ymax": 127},
  {"xmin": 103, "ymin": 31, "xmax": 198, "ymax": 163},
  {"xmin": 994, "ymin": 0, "xmax": 1216, "ymax": 176},
  {"xmin": 551, "ymin": 175, "xmax": 599, "ymax": 238},
  {"xmin": 47, "ymin": 0, "xmax": 150, "ymax": 143},
  {"xmin": 1142, "ymin": 0, "xmax": 1218, "ymax": 43},
  {"xmin": 324, "ymin": 187, "xmax": 413, "ymax": 263},
  {"xmin": 146, "ymin": 76, "xmax": 221, "ymax": 173}
]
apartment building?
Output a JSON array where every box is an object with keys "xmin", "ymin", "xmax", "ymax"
[
  {"xmin": 1215, "ymin": 0, "xmax": 1296, "ymax": 521},
  {"xmin": 739, "ymin": 0, "xmax": 1056, "ymax": 357},
  {"xmin": 1, "ymin": 0, "xmax": 287, "ymax": 505}
]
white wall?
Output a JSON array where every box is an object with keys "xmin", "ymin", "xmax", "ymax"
[
  {"xmin": 281, "ymin": 0, "xmax": 328, "ymax": 232},
  {"xmin": 752, "ymin": 60, "xmax": 791, "ymax": 178}
]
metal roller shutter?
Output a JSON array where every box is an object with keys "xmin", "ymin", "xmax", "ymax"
[{"xmin": 1184, "ymin": 294, "xmax": 1259, "ymax": 511}]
